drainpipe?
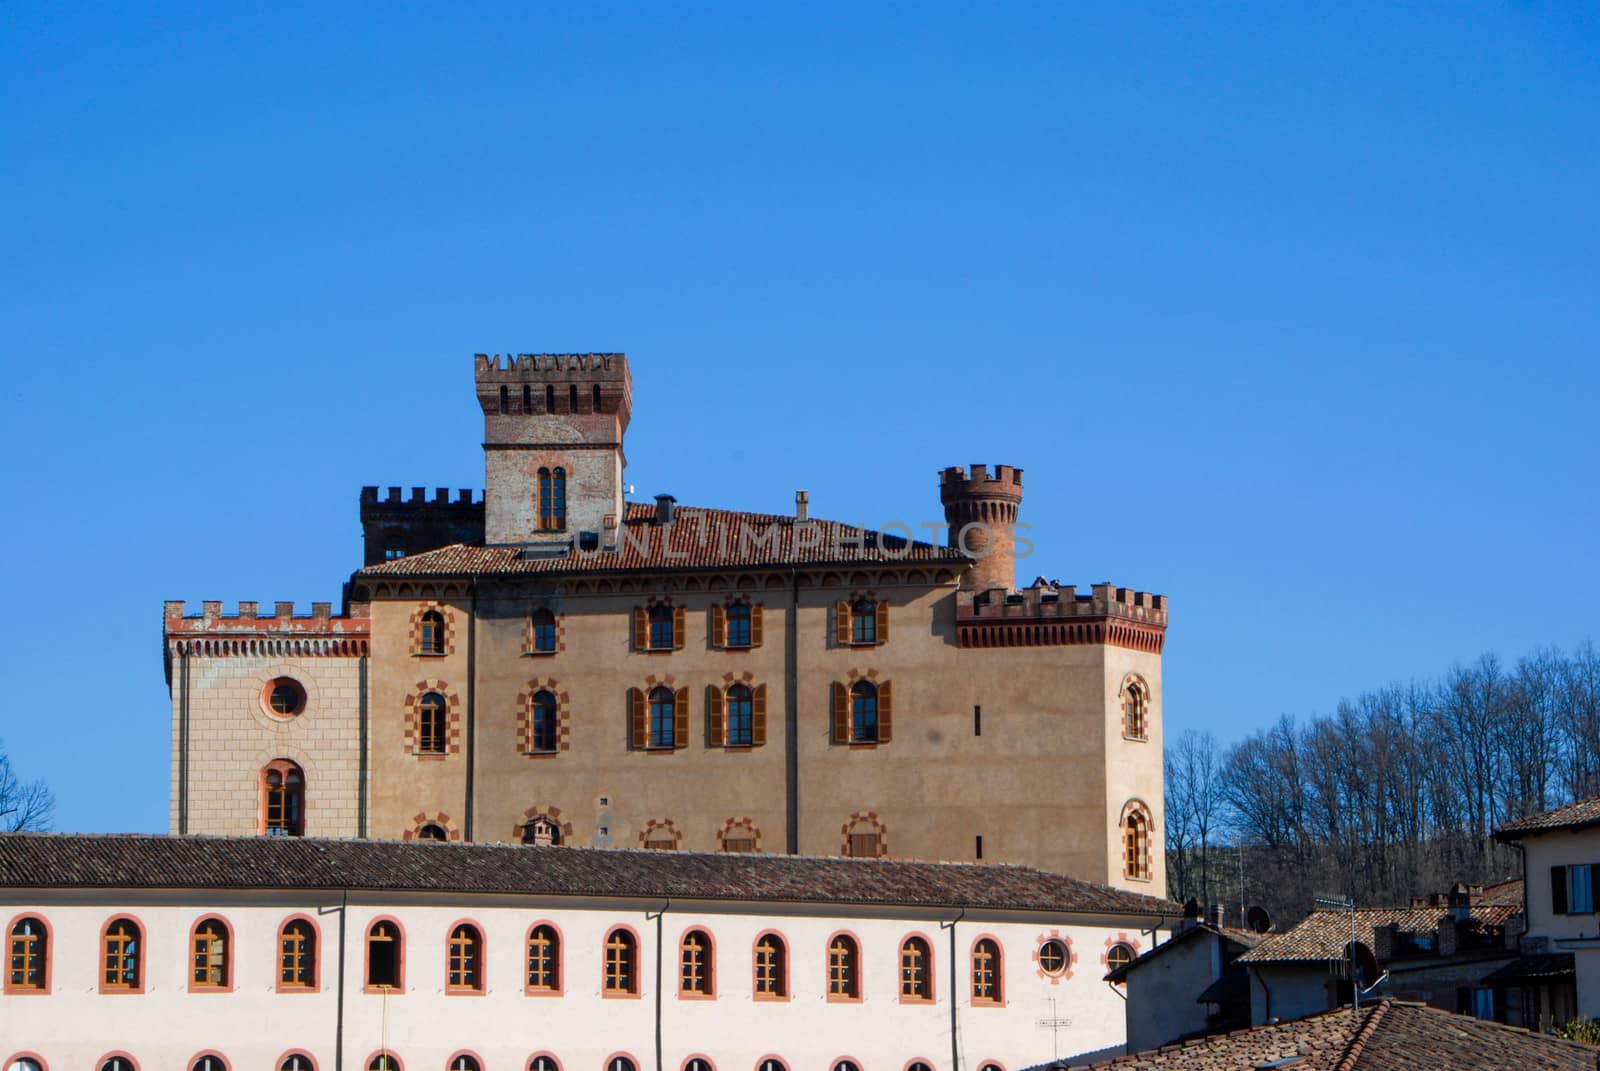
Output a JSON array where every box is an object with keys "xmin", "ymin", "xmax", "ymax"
[
  {"xmin": 785, "ymin": 568, "xmax": 800, "ymax": 854},
  {"xmin": 646, "ymin": 899, "xmax": 671, "ymax": 1071},
  {"xmin": 465, "ymin": 583, "xmax": 478, "ymax": 840},
  {"xmin": 328, "ymin": 889, "xmax": 349, "ymax": 1071},
  {"xmin": 177, "ymin": 647, "xmax": 190, "ymax": 834},
  {"xmin": 942, "ymin": 907, "xmax": 966, "ymax": 1071},
  {"xmin": 357, "ymin": 653, "xmax": 369, "ymax": 838}
]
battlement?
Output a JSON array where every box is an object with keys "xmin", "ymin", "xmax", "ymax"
[
  {"xmin": 939, "ymin": 463, "xmax": 1024, "ymax": 493},
  {"xmin": 474, "ymin": 353, "xmax": 628, "ymax": 380},
  {"xmin": 955, "ymin": 580, "xmax": 1168, "ymax": 653},
  {"xmin": 163, "ymin": 601, "xmax": 369, "ymax": 672},
  {"xmin": 164, "ymin": 599, "xmax": 371, "ymax": 625},
  {"xmin": 361, "ymin": 486, "xmax": 480, "ymax": 507}
]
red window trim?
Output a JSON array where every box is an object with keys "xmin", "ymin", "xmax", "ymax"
[
  {"xmin": 444, "ymin": 918, "xmax": 487, "ymax": 995},
  {"xmin": 98, "ymin": 915, "xmax": 147, "ymax": 995},
  {"xmin": 751, "ymin": 929, "xmax": 790, "ymax": 1003},
  {"xmin": 275, "ymin": 913, "xmax": 322, "ymax": 994},
  {"xmin": 4, "ymin": 912, "xmax": 53, "ymax": 996},
  {"xmin": 524, "ymin": 920, "xmax": 565, "ymax": 997},
  {"xmin": 187, "ymin": 915, "xmax": 235, "ymax": 993},
  {"xmin": 824, "ymin": 929, "xmax": 864, "ymax": 1004},
  {"xmin": 897, "ymin": 931, "xmax": 937, "ymax": 1005},
  {"xmin": 363, "ymin": 915, "xmax": 407, "ymax": 995}
]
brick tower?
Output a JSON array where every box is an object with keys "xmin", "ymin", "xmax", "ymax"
[
  {"xmin": 940, "ymin": 464, "xmax": 1024, "ymax": 592},
  {"xmin": 476, "ymin": 353, "xmax": 633, "ymax": 546}
]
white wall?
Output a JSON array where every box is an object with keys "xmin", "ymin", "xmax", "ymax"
[
  {"xmin": 0, "ymin": 889, "xmax": 1166, "ymax": 1071},
  {"xmin": 1124, "ymin": 932, "xmax": 1214, "ymax": 1052}
]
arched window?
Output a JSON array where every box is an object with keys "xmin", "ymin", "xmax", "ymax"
[
  {"xmin": 524, "ymin": 383, "xmax": 533, "ymax": 413},
  {"xmin": 907, "ymin": 1063, "xmax": 934, "ymax": 1071},
  {"xmin": 102, "ymin": 918, "xmax": 142, "ymax": 991},
  {"xmin": 726, "ymin": 602, "xmax": 752, "ymax": 647},
  {"xmin": 721, "ymin": 819, "xmax": 758, "ymax": 854},
  {"xmin": 604, "ymin": 928, "xmax": 638, "ymax": 995},
  {"xmin": 568, "ymin": 384, "xmax": 578, "ymax": 411},
  {"xmin": 900, "ymin": 935, "xmax": 932, "ymax": 1001},
  {"xmin": 499, "ymin": 384, "xmax": 509, "ymax": 414},
  {"xmin": 191, "ymin": 917, "xmax": 230, "ymax": 989},
  {"xmin": 261, "ymin": 760, "xmax": 304, "ymax": 837},
  {"xmin": 648, "ymin": 605, "xmax": 675, "ymax": 650},
  {"xmin": 1107, "ymin": 941, "xmax": 1136, "ymax": 974},
  {"xmin": 447, "ymin": 923, "xmax": 484, "ymax": 992},
  {"xmin": 278, "ymin": 918, "xmax": 317, "ymax": 990},
  {"xmin": 680, "ymin": 929, "xmax": 714, "ymax": 997},
  {"xmin": 753, "ymin": 933, "xmax": 786, "ymax": 998},
  {"xmin": 7, "ymin": 915, "xmax": 47, "ymax": 991},
  {"xmin": 530, "ymin": 690, "xmax": 559, "ymax": 753},
  {"xmin": 368, "ymin": 1055, "xmax": 401, "ymax": 1071},
  {"xmin": 191, "ymin": 1056, "xmax": 227, "ymax": 1071},
  {"xmin": 419, "ymin": 610, "xmax": 446, "ymax": 655},
  {"xmin": 849, "ymin": 681, "xmax": 878, "ymax": 743},
  {"xmin": 607, "ymin": 1060, "xmax": 636, "ymax": 1071},
  {"xmin": 366, "ymin": 920, "xmax": 403, "ymax": 990},
  {"xmin": 648, "ymin": 686, "xmax": 676, "ymax": 749},
  {"xmin": 9, "ymin": 1059, "xmax": 42, "ymax": 1071},
  {"xmin": 526, "ymin": 923, "xmax": 560, "ymax": 992},
  {"xmin": 418, "ymin": 692, "xmax": 447, "ymax": 754},
  {"xmin": 537, "ymin": 468, "xmax": 567, "ymax": 531},
  {"xmin": 448, "ymin": 1057, "xmax": 481, "ymax": 1071},
  {"xmin": 529, "ymin": 1058, "xmax": 559, "ymax": 1071},
  {"xmin": 417, "ymin": 823, "xmax": 448, "ymax": 842},
  {"xmin": 758, "ymin": 1061, "xmax": 787, "ymax": 1071},
  {"xmin": 530, "ymin": 609, "xmax": 557, "ymax": 653},
  {"xmin": 1124, "ymin": 806, "xmax": 1150, "ymax": 881},
  {"xmin": 1123, "ymin": 678, "xmax": 1148, "ymax": 740},
  {"xmin": 850, "ymin": 598, "xmax": 877, "ymax": 644},
  {"xmin": 545, "ymin": 384, "xmax": 556, "ymax": 412},
  {"xmin": 833, "ymin": 1062, "xmax": 861, "ymax": 1071},
  {"xmin": 593, "ymin": 383, "xmax": 603, "ymax": 410},
  {"xmin": 971, "ymin": 938, "xmax": 1003, "ymax": 1004},
  {"xmin": 522, "ymin": 816, "xmax": 563, "ymax": 846},
  {"xmin": 280, "ymin": 1056, "xmax": 315, "ymax": 1071},
  {"xmin": 684, "ymin": 1061, "xmax": 713, "ymax": 1071},
  {"xmin": 725, "ymin": 683, "xmax": 753, "ymax": 747},
  {"xmin": 844, "ymin": 815, "xmax": 885, "ymax": 859},
  {"xmin": 100, "ymin": 1059, "xmax": 137, "ymax": 1071},
  {"xmin": 827, "ymin": 933, "xmax": 860, "ymax": 1000}
]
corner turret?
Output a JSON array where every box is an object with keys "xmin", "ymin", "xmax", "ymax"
[{"xmin": 940, "ymin": 464, "xmax": 1024, "ymax": 592}]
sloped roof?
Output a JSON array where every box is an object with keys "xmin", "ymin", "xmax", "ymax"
[
  {"xmin": 1237, "ymin": 903, "xmax": 1519, "ymax": 965},
  {"xmin": 357, "ymin": 502, "xmax": 968, "ymax": 578},
  {"xmin": 1067, "ymin": 1000, "xmax": 1595, "ymax": 1070},
  {"xmin": 1481, "ymin": 878, "xmax": 1526, "ymax": 907},
  {"xmin": 0, "ymin": 834, "xmax": 1179, "ymax": 917},
  {"xmin": 1496, "ymin": 795, "xmax": 1600, "ymax": 839},
  {"xmin": 1482, "ymin": 953, "xmax": 1576, "ymax": 986}
]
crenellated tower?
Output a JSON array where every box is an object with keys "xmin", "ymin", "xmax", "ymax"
[
  {"xmin": 940, "ymin": 463, "xmax": 1024, "ymax": 592},
  {"xmin": 475, "ymin": 353, "xmax": 633, "ymax": 546}
]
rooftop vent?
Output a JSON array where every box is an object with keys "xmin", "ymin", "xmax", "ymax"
[{"xmin": 654, "ymin": 494, "xmax": 676, "ymax": 525}]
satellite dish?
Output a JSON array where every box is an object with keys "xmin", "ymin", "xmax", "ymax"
[
  {"xmin": 1184, "ymin": 898, "xmax": 1202, "ymax": 920},
  {"xmin": 1248, "ymin": 906, "xmax": 1272, "ymax": 934},
  {"xmin": 1346, "ymin": 941, "xmax": 1382, "ymax": 988}
]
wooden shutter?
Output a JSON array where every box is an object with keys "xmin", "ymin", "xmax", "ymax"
[
  {"xmin": 878, "ymin": 680, "xmax": 893, "ymax": 742},
  {"xmin": 674, "ymin": 686, "xmax": 689, "ymax": 748},
  {"xmin": 707, "ymin": 685, "xmax": 725, "ymax": 747},
  {"xmin": 711, "ymin": 604, "xmax": 727, "ymax": 649},
  {"xmin": 1553, "ymin": 866, "xmax": 1570, "ymax": 916},
  {"xmin": 673, "ymin": 606, "xmax": 687, "ymax": 650},
  {"xmin": 629, "ymin": 688, "xmax": 647, "ymax": 750},
  {"xmin": 875, "ymin": 600, "xmax": 889, "ymax": 644},
  {"xmin": 831, "ymin": 682, "xmax": 850, "ymax": 744},
  {"xmin": 835, "ymin": 601, "xmax": 851, "ymax": 645},
  {"xmin": 750, "ymin": 604, "xmax": 764, "ymax": 648},
  {"xmin": 752, "ymin": 683, "xmax": 767, "ymax": 746},
  {"xmin": 632, "ymin": 608, "xmax": 648, "ymax": 651}
]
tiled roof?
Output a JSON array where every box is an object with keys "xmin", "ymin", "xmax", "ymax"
[
  {"xmin": 1482, "ymin": 878, "xmax": 1526, "ymax": 906},
  {"xmin": 1496, "ymin": 795, "xmax": 1600, "ymax": 838},
  {"xmin": 1103, "ymin": 921, "xmax": 1262, "ymax": 982},
  {"xmin": 356, "ymin": 503, "xmax": 969, "ymax": 577},
  {"xmin": 0, "ymin": 834, "xmax": 1179, "ymax": 917},
  {"xmin": 1068, "ymin": 1000, "xmax": 1596, "ymax": 1070},
  {"xmin": 1236, "ymin": 903, "xmax": 1519, "ymax": 965}
]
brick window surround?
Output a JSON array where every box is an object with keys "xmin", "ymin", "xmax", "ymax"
[
  {"xmin": 403, "ymin": 681, "xmax": 463, "ymax": 757},
  {"xmin": 1032, "ymin": 929, "xmax": 1079, "ymax": 984},
  {"xmin": 1121, "ymin": 674, "xmax": 1150, "ymax": 741},
  {"xmin": 718, "ymin": 817, "xmax": 761, "ymax": 853},
  {"xmin": 410, "ymin": 603, "xmax": 457, "ymax": 657},
  {"xmin": 517, "ymin": 679, "xmax": 571, "ymax": 755},
  {"xmin": 1121, "ymin": 800, "xmax": 1153, "ymax": 882},
  {"xmin": 841, "ymin": 812, "xmax": 888, "ymax": 859}
]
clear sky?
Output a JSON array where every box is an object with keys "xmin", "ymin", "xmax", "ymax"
[{"xmin": 2, "ymin": 4, "xmax": 1597, "ymax": 834}]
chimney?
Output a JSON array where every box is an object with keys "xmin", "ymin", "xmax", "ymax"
[
  {"xmin": 654, "ymin": 494, "xmax": 676, "ymax": 525},
  {"xmin": 795, "ymin": 490, "xmax": 809, "ymax": 522},
  {"xmin": 1206, "ymin": 903, "xmax": 1225, "ymax": 929},
  {"xmin": 1373, "ymin": 923, "xmax": 1396, "ymax": 962}
]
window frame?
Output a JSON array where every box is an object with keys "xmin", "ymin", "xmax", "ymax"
[
  {"xmin": 527, "ymin": 1055, "xmax": 562, "ymax": 1071},
  {"xmin": 752, "ymin": 930, "xmax": 789, "ymax": 1002},
  {"xmin": 1106, "ymin": 941, "xmax": 1136, "ymax": 976},
  {"xmin": 529, "ymin": 690, "xmax": 560, "ymax": 753},
  {"xmin": 276, "ymin": 1054, "xmax": 318, "ymax": 1071},
  {"xmin": 1122, "ymin": 675, "xmax": 1150, "ymax": 741},
  {"xmin": 648, "ymin": 604, "xmax": 675, "ymax": 651},
  {"xmin": 445, "ymin": 920, "xmax": 486, "ymax": 995},
  {"xmin": 678, "ymin": 928, "xmax": 716, "ymax": 1001},
  {"xmin": 1037, "ymin": 937, "xmax": 1070, "ymax": 977},
  {"xmin": 530, "ymin": 609, "xmax": 558, "ymax": 654},
  {"xmin": 898, "ymin": 933, "xmax": 935, "ymax": 1004},
  {"xmin": 1123, "ymin": 804, "xmax": 1152, "ymax": 882},
  {"xmin": 648, "ymin": 685, "xmax": 677, "ymax": 749},
  {"xmin": 418, "ymin": 609, "xmax": 447, "ymax": 656},
  {"xmin": 724, "ymin": 683, "xmax": 754, "ymax": 747},
  {"xmin": 260, "ymin": 759, "xmax": 306, "ymax": 837},
  {"xmin": 188, "ymin": 915, "xmax": 234, "ymax": 993},
  {"xmin": 417, "ymin": 691, "xmax": 449, "ymax": 755},
  {"xmin": 5, "ymin": 913, "xmax": 52, "ymax": 996},
  {"xmin": 99, "ymin": 916, "xmax": 145, "ymax": 995},
  {"xmin": 726, "ymin": 602, "xmax": 753, "ymax": 648},
  {"xmin": 364, "ymin": 1053, "xmax": 403, "ymax": 1071},
  {"xmin": 970, "ymin": 935, "xmax": 1005, "ymax": 1006},
  {"xmin": 276, "ymin": 915, "xmax": 320, "ymax": 994},
  {"xmin": 188, "ymin": 1053, "xmax": 231, "ymax": 1071},
  {"xmin": 446, "ymin": 1052, "xmax": 485, "ymax": 1071},
  {"xmin": 850, "ymin": 598, "xmax": 877, "ymax": 645},
  {"xmin": 363, "ymin": 916, "xmax": 406, "ymax": 994},
  {"xmin": 850, "ymin": 681, "xmax": 879, "ymax": 744},
  {"xmin": 603, "ymin": 925, "xmax": 642, "ymax": 999},
  {"xmin": 96, "ymin": 1055, "xmax": 142, "ymax": 1071},
  {"xmin": 525, "ymin": 921, "xmax": 564, "ymax": 996},
  {"xmin": 825, "ymin": 930, "xmax": 862, "ymax": 1003}
]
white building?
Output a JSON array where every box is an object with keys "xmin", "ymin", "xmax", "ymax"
[{"xmin": 0, "ymin": 834, "xmax": 1177, "ymax": 1071}]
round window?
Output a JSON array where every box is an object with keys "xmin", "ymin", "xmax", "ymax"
[
  {"xmin": 262, "ymin": 677, "xmax": 307, "ymax": 718},
  {"xmin": 1039, "ymin": 937, "xmax": 1069, "ymax": 975}
]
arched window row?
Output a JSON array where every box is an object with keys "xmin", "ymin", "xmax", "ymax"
[{"xmin": 76, "ymin": 1059, "xmax": 995, "ymax": 1071}]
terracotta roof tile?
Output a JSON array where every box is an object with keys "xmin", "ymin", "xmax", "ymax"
[
  {"xmin": 0, "ymin": 834, "xmax": 1180, "ymax": 917},
  {"xmin": 1237, "ymin": 903, "xmax": 1518, "ymax": 965},
  {"xmin": 1067, "ymin": 1000, "xmax": 1596, "ymax": 1070},
  {"xmin": 1496, "ymin": 795, "xmax": 1600, "ymax": 838},
  {"xmin": 356, "ymin": 503, "xmax": 969, "ymax": 578}
]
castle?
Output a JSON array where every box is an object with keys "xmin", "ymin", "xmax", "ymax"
[{"xmin": 164, "ymin": 353, "xmax": 1168, "ymax": 892}]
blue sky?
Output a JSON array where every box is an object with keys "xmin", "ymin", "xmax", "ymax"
[{"xmin": 2, "ymin": 4, "xmax": 1597, "ymax": 834}]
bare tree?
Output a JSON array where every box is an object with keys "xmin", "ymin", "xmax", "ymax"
[{"xmin": 0, "ymin": 742, "xmax": 55, "ymax": 832}]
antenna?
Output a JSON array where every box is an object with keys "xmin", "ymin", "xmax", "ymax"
[{"xmin": 1314, "ymin": 894, "xmax": 1360, "ymax": 1011}]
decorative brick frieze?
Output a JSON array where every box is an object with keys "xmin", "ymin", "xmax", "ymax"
[{"xmin": 956, "ymin": 581, "xmax": 1167, "ymax": 652}]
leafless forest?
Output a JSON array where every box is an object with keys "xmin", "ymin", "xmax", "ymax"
[{"xmin": 1165, "ymin": 642, "xmax": 1600, "ymax": 928}]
